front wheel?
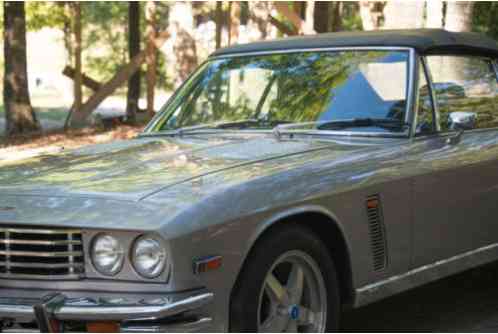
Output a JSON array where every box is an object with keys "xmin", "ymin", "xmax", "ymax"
[{"xmin": 230, "ymin": 225, "xmax": 340, "ymax": 332}]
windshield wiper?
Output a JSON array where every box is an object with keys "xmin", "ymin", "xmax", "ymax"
[
  {"xmin": 274, "ymin": 118, "xmax": 410, "ymax": 133},
  {"xmin": 175, "ymin": 119, "xmax": 291, "ymax": 135},
  {"xmin": 317, "ymin": 118, "xmax": 410, "ymax": 131}
]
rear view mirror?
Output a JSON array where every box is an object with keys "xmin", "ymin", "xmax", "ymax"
[{"xmin": 448, "ymin": 112, "xmax": 477, "ymax": 131}]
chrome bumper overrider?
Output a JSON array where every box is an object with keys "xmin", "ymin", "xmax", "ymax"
[{"xmin": 0, "ymin": 289, "xmax": 213, "ymax": 332}]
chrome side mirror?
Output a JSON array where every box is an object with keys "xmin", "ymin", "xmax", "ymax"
[{"xmin": 448, "ymin": 112, "xmax": 477, "ymax": 131}]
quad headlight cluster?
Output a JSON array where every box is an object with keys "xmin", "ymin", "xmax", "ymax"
[
  {"xmin": 131, "ymin": 236, "xmax": 167, "ymax": 278},
  {"xmin": 91, "ymin": 234, "xmax": 124, "ymax": 276},
  {"xmin": 90, "ymin": 233, "xmax": 167, "ymax": 279}
]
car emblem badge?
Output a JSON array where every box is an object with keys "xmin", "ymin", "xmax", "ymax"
[{"xmin": 289, "ymin": 305, "xmax": 300, "ymax": 320}]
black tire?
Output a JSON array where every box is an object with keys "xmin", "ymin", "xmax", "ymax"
[{"xmin": 230, "ymin": 224, "xmax": 340, "ymax": 332}]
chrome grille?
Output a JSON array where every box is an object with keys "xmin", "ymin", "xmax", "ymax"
[{"xmin": 0, "ymin": 227, "xmax": 84, "ymax": 279}]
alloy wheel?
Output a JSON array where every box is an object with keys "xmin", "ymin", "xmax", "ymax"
[{"xmin": 257, "ymin": 250, "xmax": 327, "ymax": 332}]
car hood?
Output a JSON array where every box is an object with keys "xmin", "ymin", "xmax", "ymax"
[{"xmin": 0, "ymin": 133, "xmax": 357, "ymax": 202}]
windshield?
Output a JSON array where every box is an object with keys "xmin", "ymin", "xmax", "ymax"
[{"xmin": 147, "ymin": 50, "xmax": 410, "ymax": 135}]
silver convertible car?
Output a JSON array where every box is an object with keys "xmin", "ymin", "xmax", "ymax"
[{"xmin": 0, "ymin": 29, "xmax": 497, "ymax": 332}]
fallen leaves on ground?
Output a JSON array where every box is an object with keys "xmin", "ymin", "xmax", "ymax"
[{"xmin": 0, "ymin": 125, "xmax": 144, "ymax": 162}]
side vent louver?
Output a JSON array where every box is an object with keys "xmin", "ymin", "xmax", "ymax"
[{"xmin": 366, "ymin": 195, "xmax": 388, "ymax": 271}]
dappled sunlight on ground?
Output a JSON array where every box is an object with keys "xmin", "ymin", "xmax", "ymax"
[{"xmin": 0, "ymin": 125, "xmax": 144, "ymax": 162}]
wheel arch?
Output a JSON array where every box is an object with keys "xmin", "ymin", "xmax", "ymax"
[{"xmin": 231, "ymin": 206, "xmax": 355, "ymax": 310}]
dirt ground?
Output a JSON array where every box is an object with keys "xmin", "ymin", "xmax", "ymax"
[
  {"xmin": 0, "ymin": 124, "xmax": 144, "ymax": 162},
  {"xmin": 341, "ymin": 261, "xmax": 498, "ymax": 332}
]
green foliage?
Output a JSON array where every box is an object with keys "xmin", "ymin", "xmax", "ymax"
[
  {"xmin": 341, "ymin": 3, "xmax": 363, "ymax": 32},
  {"xmin": 472, "ymin": 2, "xmax": 498, "ymax": 41},
  {"xmin": 21, "ymin": 2, "xmax": 172, "ymax": 93},
  {"xmin": 26, "ymin": 2, "xmax": 67, "ymax": 31},
  {"xmin": 82, "ymin": 2, "xmax": 129, "ymax": 85},
  {"xmin": 3, "ymin": 0, "xmax": 495, "ymax": 108},
  {"xmin": 83, "ymin": 2, "xmax": 171, "ymax": 91}
]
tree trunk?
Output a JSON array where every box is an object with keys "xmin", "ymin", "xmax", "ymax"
[
  {"xmin": 313, "ymin": 1, "xmax": 329, "ymax": 33},
  {"xmin": 59, "ymin": 2, "xmax": 73, "ymax": 63},
  {"xmin": 293, "ymin": 2, "xmax": 306, "ymax": 20},
  {"xmin": 445, "ymin": 2, "xmax": 474, "ymax": 32},
  {"xmin": 67, "ymin": 30, "xmax": 170, "ymax": 126},
  {"xmin": 72, "ymin": 3, "xmax": 82, "ymax": 118},
  {"xmin": 228, "ymin": 2, "xmax": 240, "ymax": 45},
  {"xmin": 3, "ymin": 1, "xmax": 40, "ymax": 136},
  {"xmin": 330, "ymin": 2, "xmax": 343, "ymax": 31},
  {"xmin": 426, "ymin": 0, "xmax": 444, "ymax": 28},
  {"xmin": 249, "ymin": 2, "xmax": 271, "ymax": 40},
  {"xmin": 63, "ymin": 66, "xmax": 101, "ymax": 91},
  {"xmin": 126, "ymin": 2, "xmax": 141, "ymax": 123},
  {"xmin": 215, "ymin": 1, "xmax": 223, "ymax": 49},
  {"xmin": 145, "ymin": 1, "xmax": 157, "ymax": 119}
]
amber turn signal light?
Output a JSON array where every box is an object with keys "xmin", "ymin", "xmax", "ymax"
[
  {"xmin": 194, "ymin": 255, "xmax": 222, "ymax": 274},
  {"xmin": 87, "ymin": 321, "xmax": 120, "ymax": 333}
]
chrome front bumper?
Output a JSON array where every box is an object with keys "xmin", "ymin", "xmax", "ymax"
[{"xmin": 0, "ymin": 289, "xmax": 213, "ymax": 332}]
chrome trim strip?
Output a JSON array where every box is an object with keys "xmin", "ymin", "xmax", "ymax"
[
  {"xmin": 0, "ymin": 250, "xmax": 83, "ymax": 257},
  {"xmin": 407, "ymin": 48, "xmax": 418, "ymax": 138},
  {"xmin": 2, "ymin": 328, "xmax": 39, "ymax": 333},
  {"xmin": 420, "ymin": 56, "xmax": 441, "ymax": 132},
  {"xmin": 0, "ymin": 291, "xmax": 213, "ymax": 323},
  {"xmin": 145, "ymin": 128, "xmax": 409, "ymax": 139},
  {"xmin": 68, "ymin": 232, "xmax": 75, "ymax": 275},
  {"xmin": 0, "ymin": 262, "xmax": 83, "ymax": 269},
  {"xmin": 0, "ymin": 228, "xmax": 81, "ymax": 235},
  {"xmin": 5, "ymin": 230, "xmax": 10, "ymax": 274},
  {"xmin": 210, "ymin": 46, "xmax": 414, "ymax": 59},
  {"xmin": 121, "ymin": 317, "xmax": 213, "ymax": 333},
  {"xmin": 55, "ymin": 292, "xmax": 214, "ymax": 321},
  {"xmin": 0, "ymin": 273, "xmax": 82, "ymax": 280},
  {"xmin": 0, "ymin": 301, "xmax": 37, "ymax": 322},
  {"xmin": 355, "ymin": 242, "xmax": 498, "ymax": 307},
  {"xmin": 0, "ymin": 239, "xmax": 81, "ymax": 246}
]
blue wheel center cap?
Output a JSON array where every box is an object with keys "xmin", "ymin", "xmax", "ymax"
[{"xmin": 289, "ymin": 305, "xmax": 300, "ymax": 320}]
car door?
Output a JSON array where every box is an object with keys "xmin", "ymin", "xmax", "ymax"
[{"xmin": 411, "ymin": 55, "xmax": 498, "ymax": 268}]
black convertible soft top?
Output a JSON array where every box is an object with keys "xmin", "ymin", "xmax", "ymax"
[{"xmin": 212, "ymin": 29, "xmax": 498, "ymax": 58}]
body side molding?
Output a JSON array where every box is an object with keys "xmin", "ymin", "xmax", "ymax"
[{"xmin": 355, "ymin": 242, "xmax": 498, "ymax": 307}]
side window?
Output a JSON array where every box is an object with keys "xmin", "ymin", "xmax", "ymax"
[
  {"xmin": 426, "ymin": 56, "xmax": 498, "ymax": 131},
  {"xmin": 416, "ymin": 60, "xmax": 435, "ymax": 135}
]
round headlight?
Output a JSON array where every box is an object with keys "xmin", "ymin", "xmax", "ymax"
[
  {"xmin": 132, "ymin": 236, "xmax": 167, "ymax": 279},
  {"xmin": 91, "ymin": 234, "xmax": 124, "ymax": 276}
]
